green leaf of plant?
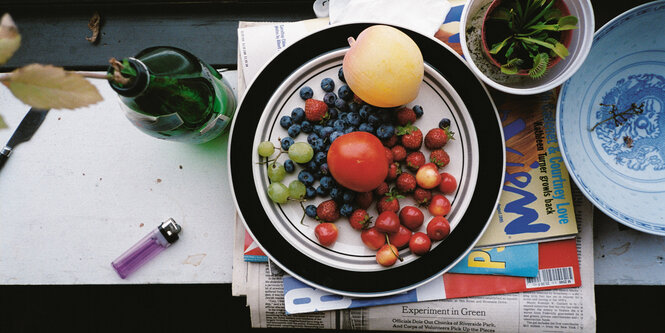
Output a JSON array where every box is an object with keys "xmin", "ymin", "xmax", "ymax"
[
  {"xmin": 517, "ymin": 36, "xmax": 556, "ymax": 49},
  {"xmin": 529, "ymin": 53, "xmax": 549, "ymax": 78},
  {"xmin": 546, "ymin": 38, "xmax": 569, "ymax": 58},
  {"xmin": 490, "ymin": 36, "xmax": 512, "ymax": 54},
  {"xmin": 500, "ymin": 57, "xmax": 523, "ymax": 75},
  {"xmin": 0, "ymin": 14, "xmax": 21, "ymax": 66},
  {"xmin": 4, "ymin": 64, "xmax": 103, "ymax": 109},
  {"xmin": 557, "ymin": 15, "xmax": 579, "ymax": 30},
  {"xmin": 0, "ymin": 114, "xmax": 6, "ymax": 129},
  {"xmin": 544, "ymin": 8, "xmax": 562, "ymax": 21},
  {"xmin": 505, "ymin": 43, "xmax": 516, "ymax": 59},
  {"xmin": 524, "ymin": 0, "xmax": 555, "ymax": 28}
]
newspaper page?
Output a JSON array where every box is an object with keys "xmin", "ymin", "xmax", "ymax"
[
  {"xmin": 232, "ymin": 213, "xmax": 250, "ymax": 297},
  {"xmin": 339, "ymin": 187, "xmax": 595, "ymax": 332}
]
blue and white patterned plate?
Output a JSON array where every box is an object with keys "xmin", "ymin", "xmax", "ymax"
[{"xmin": 557, "ymin": 1, "xmax": 665, "ymax": 235}]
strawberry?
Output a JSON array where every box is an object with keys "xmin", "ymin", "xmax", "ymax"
[
  {"xmin": 424, "ymin": 128, "xmax": 453, "ymax": 149},
  {"xmin": 386, "ymin": 162, "xmax": 402, "ymax": 181},
  {"xmin": 396, "ymin": 173, "xmax": 417, "ymax": 193},
  {"xmin": 405, "ymin": 151, "xmax": 426, "ymax": 171},
  {"xmin": 391, "ymin": 145, "xmax": 407, "ymax": 162},
  {"xmin": 397, "ymin": 125, "xmax": 423, "ymax": 150},
  {"xmin": 305, "ymin": 98, "xmax": 329, "ymax": 122},
  {"xmin": 384, "ymin": 146, "xmax": 394, "ymax": 165},
  {"xmin": 430, "ymin": 149, "xmax": 450, "ymax": 168},
  {"xmin": 355, "ymin": 191, "xmax": 374, "ymax": 210},
  {"xmin": 316, "ymin": 199, "xmax": 340, "ymax": 222},
  {"xmin": 377, "ymin": 189, "xmax": 404, "ymax": 214},
  {"xmin": 374, "ymin": 182, "xmax": 390, "ymax": 197},
  {"xmin": 413, "ymin": 187, "xmax": 432, "ymax": 206},
  {"xmin": 382, "ymin": 134, "xmax": 399, "ymax": 147},
  {"xmin": 395, "ymin": 107, "xmax": 417, "ymax": 126},
  {"xmin": 349, "ymin": 209, "xmax": 372, "ymax": 230}
]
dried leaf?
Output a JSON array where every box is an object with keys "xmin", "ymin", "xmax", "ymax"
[
  {"xmin": 0, "ymin": 114, "xmax": 6, "ymax": 129},
  {"xmin": 6, "ymin": 64, "xmax": 103, "ymax": 109},
  {"xmin": 0, "ymin": 13, "xmax": 21, "ymax": 65},
  {"xmin": 86, "ymin": 11, "xmax": 101, "ymax": 43}
]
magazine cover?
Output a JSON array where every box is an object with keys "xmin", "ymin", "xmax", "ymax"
[{"xmin": 475, "ymin": 91, "xmax": 579, "ymax": 247}]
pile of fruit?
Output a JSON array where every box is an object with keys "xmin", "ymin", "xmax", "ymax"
[{"xmin": 256, "ymin": 25, "xmax": 458, "ymax": 267}]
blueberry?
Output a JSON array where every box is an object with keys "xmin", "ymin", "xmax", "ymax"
[
  {"xmin": 320, "ymin": 126, "xmax": 334, "ymax": 139},
  {"xmin": 359, "ymin": 107, "xmax": 369, "ymax": 120},
  {"xmin": 342, "ymin": 190, "xmax": 356, "ymax": 203},
  {"xmin": 280, "ymin": 116, "xmax": 293, "ymax": 129},
  {"xmin": 284, "ymin": 159, "xmax": 295, "ymax": 173},
  {"xmin": 314, "ymin": 151, "xmax": 327, "ymax": 165},
  {"xmin": 319, "ymin": 162, "xmax": 329, "ymax": 175},
  {"xmin": 305, "ymin": 204, "xmax": 318, "ymax": 217},
  {"xmin": 320, "ymin": 176, "xmax": 334, "ymax": 190},
  {"xmin": 311, "ymin": 138, "xmax": 325, "ymax": 152},
  {"xmin": 306, "ymin": 160, "xmax": 318, "ymax": 171},
  {"xmin": 338, "ymin": 85, "xmax": 352, "ymax": 101},
  {"xmin": 287, "ymin": 124, "xmax": 301, "ymax": 138},
  {"xmin": 298, "ymin": 170, "xmax": 315, "ymax": 186},
  {"xmin": 316, "ymin": 185, "xmax": 329, "ymax": 196},
  {"xmin": 312, "ymin": 170, "xmax": 323, "ymax": 180},
  {"xmin": 321, "ymin": 78, "xmax": 335, "ymax": 92},
  {"xmin": 323, "ymin": 92, "xmax": 337, "ymax": 106},
  {"xmin": 377, "ymin": 110, "xmax": 393, "ymax": 123},
  {"xmin": 376, "ymin": 124, "xmax": 395, "ymax": 140},
  {"xmin": 338, "ymin": 67, "xmax": 346, "ymax": 83},
  {"xmin": 348, "ymin": 102, "xmax": 361, "ymax": 113},
  {"xmin": 334, "ymin": 98, "xmax": 348, "ymax": 112},
  {"xmin": 360, "ymin": 105, "xmax": 373, "ymax": 114},
  {"xmin": 301, "ymin": 120, "xmax": 313, "ymax": 134},
  {"xmin": 329, "ymin": 130, "xmax": 343, "ymax": 143},
  {"xmin": 329, "ymin": 187, "xmax": 343, "ymax": 202},
  {"xmin": 291, "ymin": 107, "xmax": 305, "ymax": 123},
  {"xmin": 313, "ymin": 125, "xmax": 324, "ymax": 136},
  {"xmin": 305, "ymin": 186, "xmax": 317, "ymax": 199},
  {"xmin": 300, "ymin": 86, "xmax": 314, "ymax": 100},
  {"xmin": 343, "ymin": 126, "xmax": 356, "ymax": 134},
  {"xmin": 333, "ymin": 119, "xmax": 346, "ymax": 132},
  {"xmin": 439, "ymin": 117, "xmax": 451, "ymax": 129},
  {"xmin": 340, "ymin": 203, "xmax": 354, "ymax": 217},
  {"xmin": 346, "ymin": 112, "xmax": 361, "ymax": 126},
  {"xmin": 307, "ymin": 133, "xmax": 320, "ymax": 145},
  {"xmin": 328, "ymin": 108, "xmax": 339, "ymax": 119},
  {"xmin": 367, "ymin": 114, "xmax": 381, "ymax": 126},
  {"xmin": 280, "ymin": 137, "xmax": 294, "ymax": 150},
  {"xmin": 413, "ymin": 105, "xmax": 424, "ymax": 118},
  {"xmin": 359, "ymin": 123, "xmax": 374, "ymax": 133}
]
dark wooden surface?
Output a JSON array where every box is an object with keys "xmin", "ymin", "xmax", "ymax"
[{"xmin": 1, "ymin": 0, "xmax": 664, "ymax": 332}]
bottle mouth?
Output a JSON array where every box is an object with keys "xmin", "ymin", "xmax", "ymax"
[{"xmin": 109, "ymin": 57, "xmax": 150, "ymax": 97}]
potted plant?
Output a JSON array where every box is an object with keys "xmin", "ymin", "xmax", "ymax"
[{"xmin": 481, "ymin": 0, "xmax": 578, "ymax": 78}]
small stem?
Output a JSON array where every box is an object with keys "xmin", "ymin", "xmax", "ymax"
[
  {"xmin": 347, "ymin": 37, "xmax": 356, "ymax": 47},
  {"xmin": 76, "ymin": 72, "xmax": 113, "ymax": 80}
]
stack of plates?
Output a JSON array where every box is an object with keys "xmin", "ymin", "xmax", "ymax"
[{"xmin": 229, "ymin": 23, "xmax": 505, "ymax": 297}]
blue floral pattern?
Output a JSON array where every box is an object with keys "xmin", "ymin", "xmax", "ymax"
[{"xmin": 595, "ymin": 74, "xmax": 665, "ymax": 172}]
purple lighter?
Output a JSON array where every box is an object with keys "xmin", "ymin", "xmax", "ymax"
[{"xmin": 111, "ymin": 218, "xmax": 182, "ymax": 279}]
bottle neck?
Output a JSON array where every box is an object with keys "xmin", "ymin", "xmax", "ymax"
[{"xmin": 109, "ymin": 57, "xmax": 150, "ymax": 98}]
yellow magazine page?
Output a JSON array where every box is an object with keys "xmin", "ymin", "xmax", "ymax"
[{"xmin": 476, "ymin": 90, "xmax": 578, "ymax": 247}]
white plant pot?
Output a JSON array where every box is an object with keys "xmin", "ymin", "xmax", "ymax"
[{"xmin": 460, "ymin": 0, "xmax": 595, "ymax": 95}]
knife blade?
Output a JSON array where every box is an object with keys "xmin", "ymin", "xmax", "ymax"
[{"xmin": 0, "ymin": 107, "xmax": 50, "ymax": 170}]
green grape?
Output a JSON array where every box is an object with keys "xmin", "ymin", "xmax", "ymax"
[
  {"xmin": 288, "ymin": 142, "xmax": 314, "ymax": 163},
  {"xmin": 267, "ymin": 182, "xmax": 289, "ymax": 204},
  {"xmin": 257, "ymin": 141, "xmax": 275, "ymax": 157},
  {"xmin": 267, "ymin": 162, "xmax": 286, "ymax": 182},
  {"xmin": 288, "ymin": 180, "xmax": 307, "ymax": 199}
]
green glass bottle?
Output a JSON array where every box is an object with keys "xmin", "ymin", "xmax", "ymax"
[{"xmin": 108, "ymin": 46, "xmax": 236, "ymax": 143}]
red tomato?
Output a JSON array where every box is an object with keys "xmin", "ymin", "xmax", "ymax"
[
  {"xmin": 315, "ymin": 223, "xmax": 338, "ymax": 246},
  {"xmin": 428, "ymin": 194, "xmax": 451, "ymax": 216},
  {"xmin": 327, "ymin": 132, "xmax": 389, "ymax": 192},
  {"xmin": 399, "ymin": 206, "xmax": 425, "ymax": 231},
  {"xmin": 409, "ymin": 232, "xmax": 431, "ymax": 255},
  {"xmin": 438, "ymin": 172, "xmax": 457, "ymax": 194}
]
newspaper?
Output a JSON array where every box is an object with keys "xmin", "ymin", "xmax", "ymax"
[{"xmin": 238, "ymin": 187, "xmax": 595, "ymax": 331}]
